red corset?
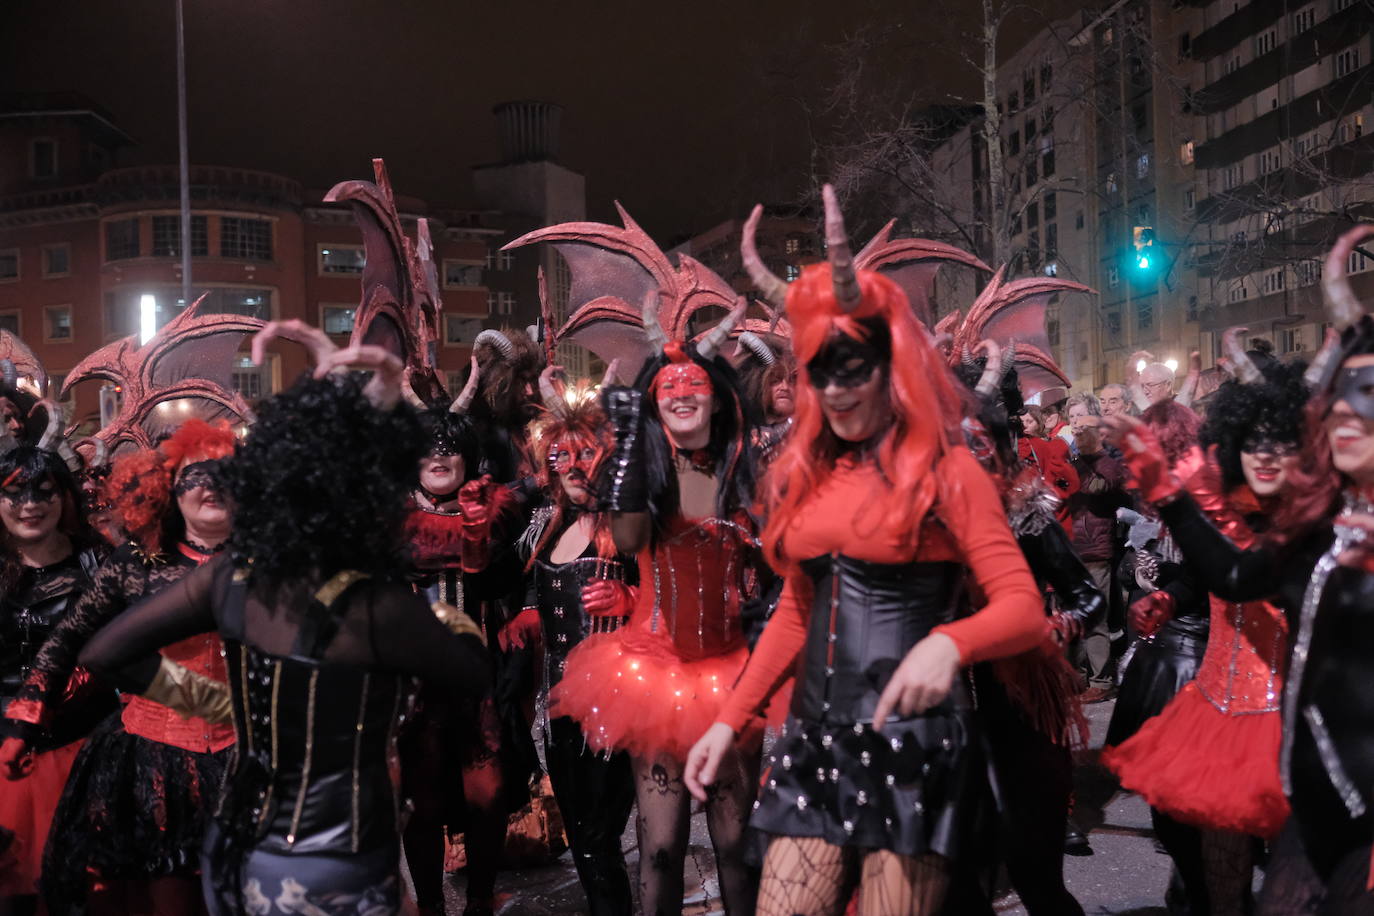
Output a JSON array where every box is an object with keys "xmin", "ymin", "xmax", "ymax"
[
  {"xmin": 121, "ymin": 631, "xmax": 235, "ymax": 753},
  {"xmin": 633, "ymin": 517, "xmax": 753, "ymax": 661},
  {"xmin": 1194, "ymin": 596, "xmax": 1287, "ymax": 715}
]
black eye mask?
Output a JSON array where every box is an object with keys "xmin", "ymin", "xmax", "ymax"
[
  {"xmin": 1330, "ymin": 364, "xmax": 1374, "ymax": 421},
  {"xmin": 174, "ymin": 459, "xmax": 226, "ymax": 497},
  {"xmin": 0, "ymin": 474, "xmax": 58, "ymax": 506},
  {"xmin": 806, "ymin": 322, "xmax": 892, "ymax": 390}
]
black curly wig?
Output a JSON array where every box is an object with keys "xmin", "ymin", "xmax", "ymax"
[
  {"xmin": 417, "ymin": 407, "xmax": 482, "ymax": 476},
  {"xmin": 1200, "ymin": 358, "xmax": 1310, "ymax": 490},
  {"xmin": 633, "ymin": 348, "xmax": 757, "ymax": 540},
  {"xmin": 225, "ymin": 373, "xmax": 425, "ymax": 586},
  {"xmin": 954, "ymin": 358, "xmax": 1025, "ymax": 477}
]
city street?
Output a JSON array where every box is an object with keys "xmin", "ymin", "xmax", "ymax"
[{"xmin": 441, "ymin": 699, "xmax": 1198, "ymax": 915}]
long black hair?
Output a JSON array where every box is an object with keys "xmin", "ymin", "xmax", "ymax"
[
  {"xmin": 633, "ymin": 349, "xmax": 757, "ymax": 540},
  {"xmin": 225, "ymin": 373, "xmax": 425, "ymax": 587},
  {"xmin": 0, "ymin": 446, "xmax": 93, "ymax": 592}
]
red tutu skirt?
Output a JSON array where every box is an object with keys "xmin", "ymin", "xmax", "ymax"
[
  {"xmin": 1102, "ymin": 682, "xmax": 1289, "ymax": 838},
  {"xmin": 0, "ymin": 739, "xmax": 83, "ymax": 896},
  {"xmin": 549, "ymin": 627, "xmax": 756, "ymax": 761}
]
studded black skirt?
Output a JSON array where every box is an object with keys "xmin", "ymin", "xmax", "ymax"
[{"xmin": 750, "ymin": 702, "xmax": 979, "ymax": 860}]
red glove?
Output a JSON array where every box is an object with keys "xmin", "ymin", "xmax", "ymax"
[
  {"xmin": 497, "ymin": 607, "xmax": 541, "ymax": 652},
  {"xmin": 458, "ymin": 475, "xmax": 496, "ymax": 574},
  {"xmin": 1104, "ymin": 415, "xmax": 1181, "ymax": 505},
  {"xmin": 581, "ymin": 580, "xmax": 635, "ymax": 617},
  {"xmin": 1130, "ymin": 591, "xmax": 1176, "ymax": 638},
  {"xmin": 0, "ymin": 736, "xmax": 34, "ymax": 781},
  {"xmin": 1050, "ymin": 612, "xmax": 1084, "ymax": 644}
]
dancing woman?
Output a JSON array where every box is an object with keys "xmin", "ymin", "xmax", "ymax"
[
  {"xmin": 548, "ymin": 297, "xmax": 762, "ymax": 916},
  {"xmin": 1103, "ymin": 339, "xmax": 1305, "ymax": 916},
  {"xmin": 1106, "ymin": 225, "xmax": 1374, "ymax": 912},
  {"xmin": 0, "ymin": 445, "xmax": 111, "ymax": 913},
  {"xmin": 76, "ymin": 338, "xmax": 493, "ymax": 916},
  {"xmin": 685, "ymin": 187, "xmax": 1046, "ymax": 916}
]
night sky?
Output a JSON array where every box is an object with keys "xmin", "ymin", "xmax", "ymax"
[{"xmin": 5, "ymin": 0, "xmax": 1083, "ymax": 241}]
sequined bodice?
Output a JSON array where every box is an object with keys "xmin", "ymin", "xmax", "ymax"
[
  {"xmin": 638, "ymin": 517, "xmax": 755, "ymax": 661},
  {"xmin": 534, "ymin": 554, "xmax": 629, "ymax": 690},
  {"xmin": 1194, "ymin": 596, "xmax": 1287, "ymax": 715}
]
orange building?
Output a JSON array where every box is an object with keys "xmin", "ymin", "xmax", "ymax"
[{"xmin": 0, "ymin": 93, "xmax": 515, "ymax": 427}]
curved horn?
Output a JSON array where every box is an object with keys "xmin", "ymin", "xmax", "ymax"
[
  {"xmin": 601, "ymin": 358, "xmax": 622, "ymax": 388},
  {"xmin": 642, "ymin": 291, "xmax": 668, "ymax": 355},
  {"xmin": 822, "ymin": 184, "xmax": 862, "ymax": 312},
  {"xmin": 450, "ymin": 356, "xmax": 480, "ymax": 414},
  {"xmin": 401, "ymin": 377, "xmax": 427, "ymax": 409},
  {"xmin": 33, "ymin": 399, "xmax": 63, "ymax": 452},
  {"xmin": 1324, "ymin": 224, "xmax": 1374, "ymax": 330},
  {"xmin": 539, "ymin": 366, "xmax": 569, "ymax": 417},
  {"xmin": 1221, "ymin": 326, "xmax": 1262, "ymax": 385},
  {"xmin": 696, "ymin": 298, "xmax": 747, "ymax": 360},
  {"xmin": 960, "ymin": 345, "xmax": 978, "ymax": 369},
  {"xmin": 473, "ymin": 329, "xmax": 515, "ymax": 360},
  {"xmin": 737, "ymin": 331, "xmax": 776, "ymax": 367},
  {"xmin": 0, "ymin": 360, "xmax": 15, "ymax": 390},
  {"xmin": 741, "ymin": 204, "xmax": 789, "ymax": 309},
  {"xmin": 1002, "ymin": 340, "xmax": 1018, "ymax": 378},
  {"xmin": 77, "ymin": 436, "xmax": 110, "ymax": 469},
  {"xmin": 974, "ymin": 340, "xmax": 1003, "ymax": 397},
  {"xmin": 1304, "ymin": 326, "xmax": 1341, "ymax": 388}
]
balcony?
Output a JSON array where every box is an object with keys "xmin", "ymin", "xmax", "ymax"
[{"xmin": 94, "ymin": 165, "xmax": 303, "ymax": 211}]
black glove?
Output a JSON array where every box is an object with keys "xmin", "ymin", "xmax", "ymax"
[
  {"xmin": 1018, "ymin": 523, "xmax": 1106, "ymax": 632},
  {"xmin": 598, "ymin": 386, "xmax": 649, "ymax": 513}
]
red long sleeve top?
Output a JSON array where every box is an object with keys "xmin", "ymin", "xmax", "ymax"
[{"xmin": 717, "ymin": 448, "xmax": 1045, "ymax": 733}]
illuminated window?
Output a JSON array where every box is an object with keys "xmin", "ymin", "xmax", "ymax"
[
  {"xmin": 320, "ymin": 245, "xmax": 365, "ymax": 274},
  {"xmin": 321, "ymin": 305, "xmax": 356, "ymax": 335},
  {"xmin": 45, "ymin": 305, "xmax": 71, "ymax": 341}
]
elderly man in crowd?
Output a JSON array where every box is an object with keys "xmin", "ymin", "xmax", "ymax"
[{"xmin": 1097, "ymin": 384, "xmax": 1129, "ymax": 418}]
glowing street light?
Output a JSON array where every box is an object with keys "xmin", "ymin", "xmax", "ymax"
[{"xmin": 140, "ymin": 294, "xmax": 157, "ymax": 345}]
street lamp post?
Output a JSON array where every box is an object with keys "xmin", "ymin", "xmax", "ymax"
[{"xmin": 175, "ymin": 0, "xmax": 191, "ymax": 310}]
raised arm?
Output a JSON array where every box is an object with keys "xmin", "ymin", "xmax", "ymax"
[{"xmin": 1157, "ymin": 492, "xmax": 1281, "ymax": 602}]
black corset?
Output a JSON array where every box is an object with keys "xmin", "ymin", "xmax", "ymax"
[
  {"xmin": 532, "ymin": 555, "xmax": 629, "ymax": 691},
  {"xmin": 221, "ymin": 642, "xmax": 408, "ymax": 856},
  {"xmin": 792, "ymin": 555, "xmax": 962, "ymax": 725}
]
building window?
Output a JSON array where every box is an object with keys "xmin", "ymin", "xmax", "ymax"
[
  {"xmin": 0, "ymin": 249, "xmax": 18, "ymax": 282},
  {"xmin": 487, "ymin": 291, "xmax": 515, "ymax": 316},
  {"xmin": 1042, "ymin": 192, "xmax": 1056, "ymax": 221},
  {"xmin": 1076, "ymin": 211, "xmax": 1085, "ymax": 230},
  {"xmin": 0, "ymin": 312, "xmax": 19, "ymax": 335},
  {"xmin": 105, "ymin": 218, "xmax": 140, "ymax": 261},
  {"xmin": 443, "ymin": 261, "xmax": 484, "ymax": 288},
  {"xmin": 1132, "ymin": 104, "xmax": 1147, "ymax": 133},
  {"xmin": 1042, "ymin": 148, "xmax": 1055, "ymax": 177},
  {"xmin": 1224, "ymin": 54, "xmax": 1242, "ymax": 75},
  {"xmin": 785, "ymin": 264, "xmax": 801, "ymax": 282},
  {"xmin": 484, "ymin": 248, "xmax": 515, "ymax": 271},
  {"xmin": 1350, "ymin": 248, "xmax": 1372, "ymax": 274},
  {"xmin": 1107, "ymin": 266, "xmax": 1120, "ymax": 289},
  {"xmin": 319, "ymin": 245, "xmax": 366, "ymax": 275},
  {"xmin": 151, "ymin": 215, "xmax": 209, "ymax": 257},
  {"xmin": 45, "ymin": 305, "xmax": 72, "ymax": 342},
  {"xmin": 1044, "ymin": 261, "xmax": 1059, "ymax": 277},
  {"xmin": 1011, "ymin": 213, "xmax": 1023, "ymax": 236},
  {"xmin": 1106, "ymin": 173, "xmax": 1119, "ymax": 195},
  {"xmin": 1009, "ymin": 90, "xmax": 1020, "ymax": 112},
  {"xmin": 1025, "ymin": 159, "xmax": 1038, "ymax": 186},
  {"xmin": 1259, "ymin": 149, "xmax": 1281, "ymax": 173},
  {"xmin": 1138, "ymin": 299, "xmax": 1154, "ymax": 331},
  {"xmin": 784, "ymin": 236, "xmax": 802, "ymax": 255},
  {"xmin": 1105, "ymin": 309, "xmax": 1122, "ymax": 340},
  {"xmin": 29, "ymin": 139, "xmax": 57, "ymax": 180},
  {"xmin": 1184, "ymin": 187, "xmax": 1197, "ymax": 211},
  {"xmin": 42, "ymin": 244, "xmax": 70, "ymax": 278},
  {"xmin": 1255, "ymin": 29, "xmax": 1277, "ymax": 56},
  {"xmin": 1339, "ymin": 114, "xmax": 1365, "ymax": 143},
  {"xmin": 444, "ymin": 315, "xmax": 482, "ymax": 346},
  {"xmin": 1136, "ymin": 153, "xmax": 1150, "ymax": 179},
  {"xmin": 1223, "ymin": 163, "xmax": 1245, "ymax": 190},
  {"xmin": 1280, "ymin": 328, "xmax": 1304, "ymax": 354},
  {"xmin": 1262, "ymin": 268, "xmax": 1286, "ymax": 294},
  {"xmin": 220, "ymin": 217, "xmax": 273, "ymax": 261},
  {"xmin": 1187, "ymin": 295, "xmax": 1199, "ymax": 321},
  {"xmin": 1336, "ymin": 0, "xmax": 1356, "ymax": 11},
  {"xmin": 1040, "ymin": 61, "xmax": 1053, "ymax": 91},
  {"xmin": 1024, "ymin": 118, "xmax": 1036, "ymax": 141},
  {"xmin": 1229, "ymin": 284, "xmax": 1249, "ymax": 303},
  {"xmin": 1027, "ymin": 202, "xmax": 1040, "ymax": 229},
  {"xmin": 321, "ymin": 305, "xmax": 356, "ymax": 335},
  {"xmin": 1181, "ymin": 140, "xmax": 1194, "ymax": 165},
  {"xmin": 1297, "ymin": 260, "xmax": 1321, "ymax": 286},
  {"xmin": 230, "ymin": 355, "xmax": 273, "ymax": 401},
  {"xmin": 1293, "ymin": 6, "xmax": 1316, "ymax": 32},
  {"xmin": 1336, "ymin": 47, "xmax": 1361, "ymax": 78},
  {"xmin": 1046, "ymin": 222, "xmax": 1058, "ymax": 258},
  {"xmin": 206, "ymin": 288, "xmax": 272, "ymax": 320},
  {"xmin": 1023, "ymin": 74, "xmax": 1035, "ymax": 105},
  {"xmin": 1009, "ymin": 132, "xmax": 1021, "ymax": 156},
  {"xmin": 1178, "ymin": 32, "xmax": 1192, "ymax": 60}
]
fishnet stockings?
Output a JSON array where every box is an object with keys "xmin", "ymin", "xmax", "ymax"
[
  {"xmin": 756, "ymin": 836, "xmax": 949, "ymax": 916},
  {"xmin": 631, "ymin": 747, "xmax": 759, "ymax": 916},
  {"xmin": 1201, "ymin": 829, "xmax": 1253, "ymax": 916}
]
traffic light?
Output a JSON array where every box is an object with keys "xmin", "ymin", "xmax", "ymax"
[{"xmin": 1133, "ymin": 226, "xmax": 1157, "ymax": 272}]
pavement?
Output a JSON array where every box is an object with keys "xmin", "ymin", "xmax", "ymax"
[{"xmin": 435, "ymin": 698, "xmax": 1190, "ymax": 915}]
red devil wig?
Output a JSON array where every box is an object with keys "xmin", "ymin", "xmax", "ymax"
[{"xmin": 525, "ymin": 398, "xmax": 617, "ymax": 567}]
